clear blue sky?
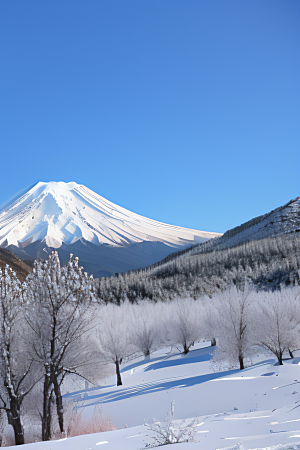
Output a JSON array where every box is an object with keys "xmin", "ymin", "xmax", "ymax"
[{"xmin": 0, "ymin": 0, "xmax": 299, "ymax": 233}]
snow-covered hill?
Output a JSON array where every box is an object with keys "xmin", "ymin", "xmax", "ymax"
[
  {"xmin": 148, "ymin": 195, "xmax": 300, "ymax": 270},
  {"xmin": 0, "ymin": 182, "xmax": 221, "ymax": 277},
  {"xmin": 212, "ymin": 195, "xmax": 300, "ymax": 250},
  {"xmin": 6, "ymin": 343, "xmax": 300, "ymax": 450}
]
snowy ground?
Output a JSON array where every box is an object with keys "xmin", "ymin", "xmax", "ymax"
[{"xmin": 7, "ymin": 343, "xmax": 300, "ymax": 449}]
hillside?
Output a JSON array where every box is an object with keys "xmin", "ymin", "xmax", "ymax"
[
  {"xmin": 0, "ymin": 247, "xmax": 31, "ymax": 281},
  {"xmin": 203, "ymin": 194, "xmax": 299, "ymax": 249},
  {"xmin": 97, "ymin": 196, "xmax": 300, "ymax": 301},
  {"xmin": 150, "ymin": 195, "xmax": 300, "ymax": 269},
  {"xmin": 6, "ymin": 342, "xmax": 300, "ymax": 450}
]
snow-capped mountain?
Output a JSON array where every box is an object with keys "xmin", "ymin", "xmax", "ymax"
[{"xmin": 0, "ymin": 182, "xmax": 221, "ymax": 277}]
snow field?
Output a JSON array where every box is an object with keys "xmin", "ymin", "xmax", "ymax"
[
  {"xmin": 10, "ymin": 343, "xmax": 300, "ymax": 450},
  {"xmin": 2, "ymin": 263, "xmax": 299, "ymax": 449}
]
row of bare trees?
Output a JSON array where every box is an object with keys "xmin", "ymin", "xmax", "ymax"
[
  {"xmin": 205, "ymin": 285, "xmax": 300, "ymax": 370},
  {"xmin": 95, "ymin": 284, "xmax": 300, "ymax": 386}
]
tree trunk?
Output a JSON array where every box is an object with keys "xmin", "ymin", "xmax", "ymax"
[
  {"xmin": 42, "ymin": 374, "xmax": 52, "ymax": 441},
  {"xmin": 183, "ymin": 343, "xmax": 189, "ymax": 354},
  {"xmin": 115, "ymin": 358, "xmax": 122, "ymax": 386},
  {"xmin": 239, "ymin": 354, "xmax": 244, "ymax": 370},
  {"xmin": 53, "ymin": 374, "xmax": 64, "ymax": 433},
  {"xmin": 288, "ymin": 348, "xmax": 294, "ymax": 359},
  {"xmin": 0, "ymin": 409, "xmax": 6, "ymax": 446},
  {"xmin": 277, "ymin": 354, "xmax": 283, "ymax": 365},
  {"xmin": 7, "ymin": 399, "xmax": 24, "ymax": 445}
]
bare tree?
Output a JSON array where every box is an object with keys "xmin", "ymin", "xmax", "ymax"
[
  {"xmin": 201, "ymin": 295, "xmax": 218, "ymax": 346},
  {"xmin": 285, "ymin": 287, "xmax": 300, "ymax": 358},
  {"xmin": 211, "ymin": 284, "xmax": 255, "ymax": 370},
  {"xmin": 97, "ymin": 303, "xmax": 136, "ymax": 386},
  {"xmin": 167, "ymin": 299, "xmax": 202, "ymax": 354},
  {"xmin": 0, "ymin": 266, "xmax": 39, "ymax": 445},
  {"xmin": 254, "ymin": 288, "xmax": 300, "ymax": 365},
  {"xmin": 130, "ymin": 302, "xmax": 163, "ymax": 359},
  {"xmin": 25, "ymin": 252, "xmax": 95, "ymax": 441}
]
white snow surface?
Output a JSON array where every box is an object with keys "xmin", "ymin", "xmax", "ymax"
[
  {"xmin": 7, "ymin": 344, "xmax": 300, "ymax": 450},
  {"xmin": 0, "ymin": 181, "xmax": 221, "ymax": 249}
]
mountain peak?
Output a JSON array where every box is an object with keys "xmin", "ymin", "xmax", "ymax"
[{"xmin": 0, "ymin": 181, "xmax": 221, "ymax": 254}]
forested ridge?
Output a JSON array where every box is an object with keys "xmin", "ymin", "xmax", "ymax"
[
  {"xmin": 97, "ymin": 233, "xmax": 300, "ymax": 303},
  {"xmin": 142, "ymin": 195, "xmax": 300, "ymax": 273},
  {"xmin": 96, "ymin": 196, "xmax": 300, "ymax": 303}
]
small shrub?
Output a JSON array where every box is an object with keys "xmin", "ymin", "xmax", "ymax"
[{"xmin": 143, "ymin": 400, "xmax": 198, "ymax": 447}]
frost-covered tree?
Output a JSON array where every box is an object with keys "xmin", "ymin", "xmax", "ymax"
[
  {"xmin": 0, "ymin": 266, "xmax": 38, "ymax": 445},
  {"xmin": 211, "ymin": 285, "xmax": 255, "ymax": 370},
  {"xmin": 130, "ymin": 302, "xmax": 163, "ymax": 359},
  {"xmin": 25, "ymin": 252, "xmax": 95, "ymax": 441},
  {"xmin": 167, "ymin": 299, "xmax": 202, "ymax": 354},
  {"xmin": 285, "ymin": 288, "xmax": 300, "ymax": 358},
  {"xmin": 200, "ymin": 295, "xmax": 218, "ymax": 347},
  {"xmin": 254, "ymin": 288, "xmax": 300, "ymax": 365},
  {"xmin": 97, "ymin": 303, "xmax": 136, "ymax": 386}
]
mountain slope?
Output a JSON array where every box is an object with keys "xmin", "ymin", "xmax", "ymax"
[
  {"xmin": 0, "ymin": 182, "xmax": 221, "ymax": 277},
  {"xmin": 0, "ymin": 248, "xmax": 31, "ymax": 281},
  {"xmin": 150, "ymin": 195, "xmax": 300, "ymax": 268},
  {"xmin": 207, "ymin": 195, "xmax": 300, "ymax": 250},
  {"xmin": 96, "ymin": 195, "xmax": 300, "ymax": 301}
]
